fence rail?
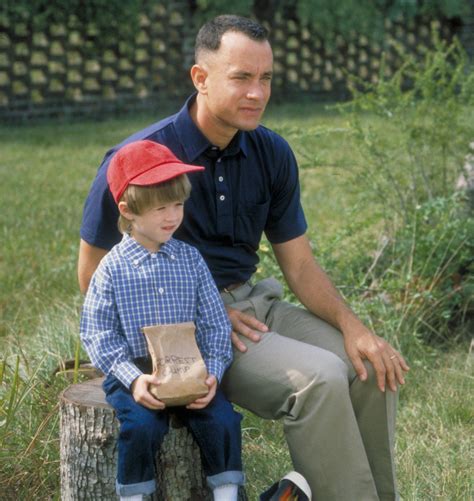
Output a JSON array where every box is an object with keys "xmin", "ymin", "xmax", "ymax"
[{"xmin": 0, "ymin": 2, "xmax": 470, "ymax": 122}]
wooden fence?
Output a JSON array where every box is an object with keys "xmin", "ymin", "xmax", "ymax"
[{"xmin": 0, "ymin": 1, "xmax": 471, "ymax": 122}]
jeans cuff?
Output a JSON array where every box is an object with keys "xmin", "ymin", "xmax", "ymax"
[
  {"xmin": 207, "ymin": 471, "xmax": 246, "ymax": 489},
  {"xmin": 116, "ymin": 478, "xmax": 156, "ymax": 496}
]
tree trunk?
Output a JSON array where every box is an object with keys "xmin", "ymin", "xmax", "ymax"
[{"xmin": 60, "ymin": 378, "xmax": 221, "ymax": 500}]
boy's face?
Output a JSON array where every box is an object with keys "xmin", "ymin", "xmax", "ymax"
[{"xmin": 124, "ymin": 200, "xmax": 184, "ymax": 252}]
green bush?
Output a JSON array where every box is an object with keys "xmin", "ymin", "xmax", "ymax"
[
  {"xmin": 354, "ymin": 194, "xmax": 473, "ymax": 350},
  {"xmin": 316, "ymin": 34, "xmax": 474, "ymax": 348},
  {"xmin": 344, "ymin": 33, "xmax": 474, "ymax": 223}
]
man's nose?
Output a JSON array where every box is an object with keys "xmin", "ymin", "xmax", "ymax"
[{"xmin": 246, "ymin": 80, "xmax": 265, "ymax": 100}]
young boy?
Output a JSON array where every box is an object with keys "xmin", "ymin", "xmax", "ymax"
[{"xmin": 80, "ymin": 140, "xmax": 244, "ymax": 501}]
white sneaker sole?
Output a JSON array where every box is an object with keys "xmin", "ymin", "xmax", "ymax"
[{"xmin": 281, "ymin": 471, "xmax": 312, "ymax": 500}]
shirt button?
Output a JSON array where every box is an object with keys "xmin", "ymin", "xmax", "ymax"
[
  {"xmin": 218, "ymin": 176, "xmax": 224, "ymax": 182},
  {"xmin": 158, "ymin": 287, "xmax": 164, "ymax": 294},
  {"xmin": 133, "ymin": 259, "xmax": 140, "ymax": 266},
  {"xmin": 151, "ymin": 253, "xmax": 157, "ymax": 258},
  {"xmin": 170, "ymin": 255, "xmax": 175, "ymax": 260},
  {"xmin": 219, "ymin": 195, "xmax": 225, "ymax": 201},
  {"xmin": 217, "ymin": 158, "xmax": 222, "ymax": 163}
]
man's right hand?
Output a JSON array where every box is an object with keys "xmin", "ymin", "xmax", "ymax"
[
  {"xmin": 131, "ymin": 374, "xmax": 165, "ymax": 410},
  {"xmin": 225, "ymin": 306, "xmax": 268, "ymax": 352}
]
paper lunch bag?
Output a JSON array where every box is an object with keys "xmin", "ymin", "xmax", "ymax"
[{"xmin": 142, "ymin": 321, "xmax": 209, "ymax": 406}]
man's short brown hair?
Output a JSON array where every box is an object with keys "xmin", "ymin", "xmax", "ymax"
[{"xmin": 195, "ymin": 15, "xmax": 268, "ymax": 62}]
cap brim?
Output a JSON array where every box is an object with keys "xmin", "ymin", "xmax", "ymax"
[{"xmin": 130, "ymin": 162, "xmax": 204, "ymax": 186}]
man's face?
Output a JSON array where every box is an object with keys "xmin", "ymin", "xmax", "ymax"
[{"xmin": 198, "ymin": 31, "xmax": 273, "ymax": 134}]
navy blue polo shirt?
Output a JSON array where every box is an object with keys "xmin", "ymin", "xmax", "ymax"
[{"xmin": 80, "ymin": 94, "xmax": 307, "ymax": 289}]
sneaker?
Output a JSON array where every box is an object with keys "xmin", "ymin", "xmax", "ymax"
[{"xmin": 259, "ymin": 471, "xmax": 312, "ymax": 501}]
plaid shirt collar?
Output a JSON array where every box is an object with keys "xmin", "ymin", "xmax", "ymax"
[{"xmin": 118, "ymin": 233, "xmax": 182, "ymax": 267}]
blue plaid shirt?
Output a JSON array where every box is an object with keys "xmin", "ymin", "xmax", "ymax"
[{"xmin": 80, "ymin": 234, "xmax": 232, "ymax": 389}]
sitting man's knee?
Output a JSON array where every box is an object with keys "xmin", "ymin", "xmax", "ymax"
[
  {"xmin": 364, "ymin": 360, "xmax": 387, "ymax": 387},
  {"xmin": 296, "ymin": 352, "xmax": 349, "ymax": 393},
  {"xmin": 322, "ymin": 356, "xmax": 349, "ymax": 389},
  {"xmin": 355, "ymin": 360, "xmax": 399, "ymax": 395}
]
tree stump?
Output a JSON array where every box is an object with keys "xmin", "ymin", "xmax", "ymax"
[{"xmin": 60, "ymin": 378, "xmax": 225, "ymax": 500}]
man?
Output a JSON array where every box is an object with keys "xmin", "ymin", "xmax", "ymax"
[{"xmin": 79, "ymin": 15, "xmax": 409, "ymax": 500}]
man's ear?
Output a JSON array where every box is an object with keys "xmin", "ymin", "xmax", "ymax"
[
  {"xmin": 118, "ymin": 201, "xmax": 134, "ymax": 221},
  {"xmin": 190, "ymin": 64, "xmax": 208, "ymax": 94}
]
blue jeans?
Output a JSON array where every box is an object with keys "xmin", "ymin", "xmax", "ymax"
[{"xmin": 103, "ymin": 373, "xmax": 244, "ymax": 497}]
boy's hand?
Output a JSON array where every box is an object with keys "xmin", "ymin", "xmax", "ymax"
[
  {"xmin": 131, "ymin": 374, "xmax": 165, "ymax": 410},
  {"xmin": 186, "ymin": 375, "xmax": 217, "ymax": 410}
]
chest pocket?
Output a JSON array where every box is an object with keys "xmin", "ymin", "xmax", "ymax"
[{"xmin": 234, "ymin": 199, "xmax": 270, "ymax": 251}]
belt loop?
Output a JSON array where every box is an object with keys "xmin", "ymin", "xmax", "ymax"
[{"xmin": 220, "ymin": 280, "xmax": 252, "ymax": 303}]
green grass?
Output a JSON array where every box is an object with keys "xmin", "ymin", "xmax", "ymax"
[
  {"xmin": 0, "ymin": 101, "xmax": 472, "ymax": 499},
  {"xmin": 396, "ymin": 351, "xmax": 474, "ymax": 500},
  {"xmin": 0, "ymin": 112, "xmax": 172, "ymax": 339}
]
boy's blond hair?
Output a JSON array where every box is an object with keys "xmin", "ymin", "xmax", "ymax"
[{"xmin": 118, "ymin": 174, "xmax": 191, "ymax": 234}]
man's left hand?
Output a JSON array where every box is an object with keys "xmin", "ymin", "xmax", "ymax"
[{"xmin": 343, "ymin": 322, "xmax": 409, "ymax": 392}]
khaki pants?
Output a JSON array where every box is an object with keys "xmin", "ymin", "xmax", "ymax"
[{"xmin": 220, "ymin": 278, "xmax": 398, "ymax": 501}]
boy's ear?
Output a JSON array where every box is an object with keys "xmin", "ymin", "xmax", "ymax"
[{"xmin": 118, "ymin": 201, "xmax": 134, "ymax": 221}]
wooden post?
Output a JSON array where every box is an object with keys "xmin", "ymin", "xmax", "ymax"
[{"xmin": 60, "ymin": 378, "xmax": 223, "ymax": 500}]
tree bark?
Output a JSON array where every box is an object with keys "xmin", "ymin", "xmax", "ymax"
[{"xmin": 60, "ymin": 378, "xmax": 217, "ymax": 500}]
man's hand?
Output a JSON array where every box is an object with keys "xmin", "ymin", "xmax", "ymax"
[
  {"xmin": 272, "ymin": 235, "xmax": 409, "ymax": 393},
  {"xmin": 131, "ymin": 374, "xmax": 165, "ymax": 410},
  {"xmin": 225, "ymin": 306, "xmax": 268, "ymax": 352},
  {"xmin": 342, "ymin": 321, "xmax": 409, "ymax": 392},
  {"xmin": 186, "ymin": 375, "xmax": 218, "ymax": 410}
]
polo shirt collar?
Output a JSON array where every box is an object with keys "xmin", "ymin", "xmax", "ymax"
[
  {"xmin": 118, "ymin": 233, "xmax": 181, "ymax": 266},
  {"xmin": 174, "ymin": 94, "xmax": 248, "ymax": 162}
]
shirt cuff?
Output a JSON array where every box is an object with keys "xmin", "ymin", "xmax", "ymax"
[
  {"xmin": 205, "ymin": 358, "xmax": 226, "ymax": 384},
  {"xmin": 112, "ymin": 360, "xmax": 143, "ymax": 389}
]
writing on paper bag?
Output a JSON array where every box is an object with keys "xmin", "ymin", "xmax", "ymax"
[
  {"xmin": 155, "ymin": 355, "xmax": 200, "ymax": 375},
  {"xmin": 142, "ymin": 322, "xmax": 208, "ymax": 406}
]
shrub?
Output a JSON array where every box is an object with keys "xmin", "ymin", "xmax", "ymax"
[
  {"xmin": 321, "ymin": 33, "xmax": 474, "ymax": 347},
  {"xmin": 343, "ymin": 33, "xmax": 474, "ymax": 224},
  {"xmin": 354, "ymin": 194, "xmax": 473, "ymax": 350}
]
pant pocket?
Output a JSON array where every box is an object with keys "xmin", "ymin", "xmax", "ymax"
[{"xmin": 248, "ymin": 277, "xmax": 284, "ymax": 322}]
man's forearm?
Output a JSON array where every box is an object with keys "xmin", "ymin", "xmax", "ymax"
[
  {"xmin": 272, "ymin": 235, "xmax": 361, "ymax": 335},
  {"xmin": 273, "ymin": 234, "xmax": 409, "ymax": 391},
  {"xmin": 288, "ymin": 257, "xmax": 360, "ymax": 333}
]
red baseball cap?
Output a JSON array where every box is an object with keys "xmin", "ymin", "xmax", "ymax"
[{"xmin": 107, "ymin": 140, "xmax": 205, "ymax": 203}]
